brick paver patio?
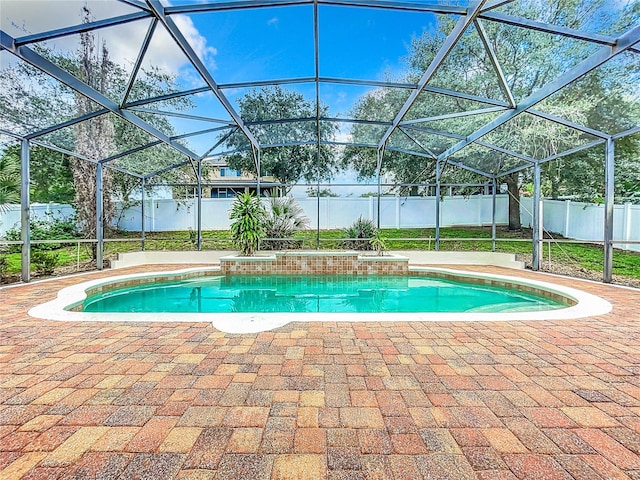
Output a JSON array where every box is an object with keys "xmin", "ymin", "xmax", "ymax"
[{"xmin": 1, "ymin": 264, "xmax": 639, "ymax": 479}]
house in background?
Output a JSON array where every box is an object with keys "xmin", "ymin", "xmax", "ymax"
[{"xmin": 182, "ymin": 157, "xmax": 284, "ymax": 198}]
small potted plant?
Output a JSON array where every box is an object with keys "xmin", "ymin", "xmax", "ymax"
[
  {"xmin": 229, "ymin": 192, "xmax": 267, "ymax": 256},
  {"xmin": 369, "ymin": 230, "xmax": 388, "ymax": 256}
]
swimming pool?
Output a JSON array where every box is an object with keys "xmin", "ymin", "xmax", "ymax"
[
  {"xmin": 28, "ymin": 266, "xmax": 612, "ymax": 333},
  {"xmin": 81, "ymin": 274, "xmax": 568, "ymax": 314}
]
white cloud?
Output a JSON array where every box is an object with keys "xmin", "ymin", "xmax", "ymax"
[
  {"xmin": 173, "ymin": 14, "xmax": 217, "ymax": 69},
  {"xmin": 267, "ymin": 17, "xmax": 279, "ymax": 27},
  {"xmin": 1, "ymin": 2, "xmax": 217, "ymax": 78}
]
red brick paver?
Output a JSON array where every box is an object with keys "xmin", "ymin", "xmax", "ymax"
[{"xmin": 1, "ymin": 264, "xmax": 639, "ymax": 479}]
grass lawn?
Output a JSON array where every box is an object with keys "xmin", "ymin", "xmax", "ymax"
[{"xmin": 2, "ymin": 226, "xmax": 639, "ymax": 282}]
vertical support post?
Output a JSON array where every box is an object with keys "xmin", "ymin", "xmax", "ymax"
[
  {"xmin": 255, "ymin": 148, "xmax": 261, "ymax": 197},
  {"xmin": 20, "ymin": 139, "xmax": 30, "ymax": 282},
  {"xmin": 532, "ymin": 161, "xmax": 541, "ymax": 271},
  {"xmin": 196, "ymin": 159, "xmax": 202, "ymax": 251},
  {"xmin": 316, "ymin": 181, "xmax": 320, "ymax": 250},
  {"xmin": 603, "ymin": 137, "xmax": 614, "ymax": 283},
  {"xmin": 477, "ymin": 190, "xmax": 483, "ymax": 226},
  {"xmin": 141, "ymin": 177, "xmax": 146, "ymax": 251},
  {"xmin": 376, "ymin": 173, "xmax": 382, "ymax": 230},
  {"xmin": 435, "ymin": 159, "xmax": 441, "ymax": 251},
  {"xmin": 316, "ymin": 178, "xmax": 320, "ymax": 250},
  {"xmin": 491, "ymin": 176, "xmax": 497, "ymax": 252},
  {"xmin": 313, "ymin": 0, "xmax": 321, "ymax": 250},
  {"xmin": 96, "ymin": 162, "xmax": 104, "ymax": 270}
]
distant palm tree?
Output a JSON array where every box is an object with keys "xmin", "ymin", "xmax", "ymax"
[{"xmin": 0, "ymin": 155, "xmax": 20, "ymax": 213}]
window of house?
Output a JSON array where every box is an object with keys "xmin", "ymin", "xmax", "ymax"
[{"xmin": 220, "ymin": 167, "xmax": 241, "ymax": 177}]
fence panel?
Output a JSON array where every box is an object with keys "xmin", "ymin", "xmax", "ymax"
[
  {"xmin": 0, "ymin": 203, "xmax": 75, "ymax": 236},
  {"xmin": 3, "ymin": 197, "xmax": 638, "ymax": 252}
]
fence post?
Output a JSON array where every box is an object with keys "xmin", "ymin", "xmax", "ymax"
[
  {"xmin": 564, "ymin": 200, "xmax": 571, "ymax": 237},
  {"xmin": 151, "ymin": 198, "xmax": 156, "ymax": 231},
  {"xmin": 396, "ymin": 196, "xmax": 400, "ymax": 229},
  {"xmin": 623, "ymin": 202, "xmax": 632, "ymax": 251},
  {"xmin": 368, "ymin": 196, "xmax": 374, "ymax": 221}
]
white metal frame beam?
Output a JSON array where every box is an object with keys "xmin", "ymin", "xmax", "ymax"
[
  {"xmin": 145, "ymin": 0, "xmax": 260, "ymax": 150},
  {"xmin": 480, "ymin": 10, "xmax": 640, "ymax": 54},
  {"xmin": 437, "ymin": 25, "xmax": 640, "ymax": 161},
  {"xmin": 14, "ymin": 12, "xmax": 150, "ymax": 46},
  {"xmin": 0, "ymin": 30, "xmax": 201, "ymax": 161},
  {"xmin": 378, "ymin": 0, "xmax": 488, "ymax": 149},
  {"xmin": 474, "ymin": 18, "xmax": 516, "ymax": 107}
]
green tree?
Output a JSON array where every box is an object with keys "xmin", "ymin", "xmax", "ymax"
[
  {"xmin": 306, "ymin": 187, "xmax": 339, "ymax": 197},
  {"xmin": 0, "ymin": 6, "xmax": 197, "ymax": 244},
  {"xmin": 0, "ymin": 145, "xmax": 74, "ymax": 203},
  {"xmin": 0, "ymin": 153, "xmax": 20, "ymax": 213},
  {"xmin": 223, "ymin": 87, "xmax": 339, "ymax": 191},
  {"xmin": 342, "ymin": 0, "xmax": 640, "ymax": 228}
]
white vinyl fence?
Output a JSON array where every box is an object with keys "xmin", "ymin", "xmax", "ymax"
[
  {"xmin": 520, "ymin": 198, "xmax": 640, "ymax": 253},
  {"xmin": 0, "ymin": 203, "xmax": 76, "ymax": 237},
  {"xmin": 115, "ymin": 195, "xmax": 508, "ymax": 231},
  {"xmin": 2, "ymin": 196, "xmax": 639, "ymax": 252}
]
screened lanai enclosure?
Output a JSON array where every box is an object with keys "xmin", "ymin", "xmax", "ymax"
[{"xmin": 0, "ymin": 0, "xmax": 638, "ymax": 283}]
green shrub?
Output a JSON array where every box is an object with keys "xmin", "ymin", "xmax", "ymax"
[
  {"xmin": 31, "ymin": 250, "xmax": 59, "ymax": 276},
  {"xmin": 229, "ymin": 193, "xmax": 266, "ymax": 256},
  {"xmin": 4, "ymin": 214, "xmax": 80, "ymax": 253},
  {"xmin": 341, "ymin": 216, "xmax": 377, "ymax": 251},
  {"xmin": 0, "ymin": 255, "xmax": 8, "ymax": 279},
  {"xmin": 369, "ymin": 230, "xmax": 388, "ymax": 255},
  {"xmin": 262, "ymin": 196, "xmax": 309, "ymax": 250}
]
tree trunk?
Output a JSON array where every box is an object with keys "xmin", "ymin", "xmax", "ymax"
[{"xmin": 505, "ymin": 173, "xmax": 521, "ymax": 231}]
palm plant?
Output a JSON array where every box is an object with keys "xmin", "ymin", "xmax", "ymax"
[
  {"xmin": 229, "ymin": 192, "xmax": 266, "ymax": 256},
  {"xmin": 369, "ymin": 230, "xmax": 388, "ymax": 255},
  {"xmin": 263, "ymin": 195, "xmax": 310, "ymax": 250},
  {"xmin": 341, "ymin": 216, "xmax": 377, "ymax": 251},
  {"xmin": 0, "ymin": 155, "xmax": 20, "ymax": 213}
]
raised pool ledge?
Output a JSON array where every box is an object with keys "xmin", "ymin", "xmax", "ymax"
[
  {"xmin": 220, "ymin": 251, "xmax": 409, "ymax": 275},
  {"xmin": 28, "ymin": 265, "xmax": 613, "ymax": 334},
  {"xmin": 110, "ymin": 250, "xmax": 524, "ymax": 270}
]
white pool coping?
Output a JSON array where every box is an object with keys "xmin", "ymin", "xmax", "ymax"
[{"xmin": 28, "ymin": 266, "xmax": 612, "ymax": 334}]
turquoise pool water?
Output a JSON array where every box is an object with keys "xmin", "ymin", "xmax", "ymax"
[{"xmin": 81, "ymin": 275, "xmax": 567, "ymax": 313}]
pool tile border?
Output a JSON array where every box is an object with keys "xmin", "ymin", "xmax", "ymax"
[{"xmin": 220, "ymin": 251, "xmax": 409, "ymax": 275}]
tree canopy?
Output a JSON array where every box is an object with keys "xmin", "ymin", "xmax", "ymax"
[
  {"xmin": 340, "ymin": 0, "xmax": 640, "ymax": 227},
  {"xmin": 222, "ymin": 86, "xmax": 338, "ymax": 191}
]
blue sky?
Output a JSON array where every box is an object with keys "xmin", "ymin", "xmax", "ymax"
[
  {"xmin": 180, "ymin": 4, "xmax": 441, "ymax": 152},
  {"xmin": 191, "ymin": 5, "xmax": 439, "ymax": 85},
  {"xmin": 1, "ymin": 1, "xmax": 441, "ymax": 158}
]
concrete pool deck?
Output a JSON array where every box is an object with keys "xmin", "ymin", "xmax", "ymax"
[{"xmin": 1, "ymin": 263, "xmax": 639, "ymax": 479}]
